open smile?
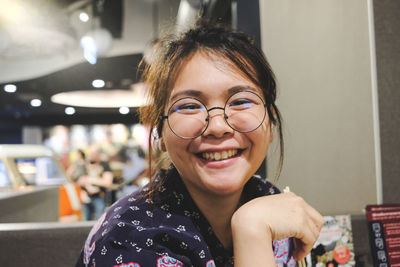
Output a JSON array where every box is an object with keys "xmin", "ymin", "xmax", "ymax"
[{"xmin": 196, "ymin": 149, "xmax": 243, "ymax": 161}]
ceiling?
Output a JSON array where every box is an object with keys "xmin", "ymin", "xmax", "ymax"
[
  {"xmin": 0, "ymin": 0, "xmax": 181, "ymax": 126},
  {"xmin": 0, "ymin": 0, "xmax": 247, "ymax": 127}
]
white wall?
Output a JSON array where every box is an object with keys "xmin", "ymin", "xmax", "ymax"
[{"xmin": 260, "ymin": 0, "xmax": 380, "ymax": 215}]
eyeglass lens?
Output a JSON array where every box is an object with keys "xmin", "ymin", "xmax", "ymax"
[{"xmin": 166, "ymin": 91, "xmax": 266, "ymax": 139}]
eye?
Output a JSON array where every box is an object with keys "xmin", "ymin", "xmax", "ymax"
[
  {"xmin": 170, "ymin": 100, "xmax": 205, "ymax": 115},
  {"xmin": 180, "ymin": 103, "xmax": 202, "ymax": 110},
  {"xmin": 229, "ymin": 99, "xmax": 254, "ymax": 110}
]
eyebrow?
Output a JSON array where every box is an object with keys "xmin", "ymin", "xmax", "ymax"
[
  {"xmin": 169, "ymin": 90, "xmax": 202, "ymax": 102},
  {"xmin": 228, "ymin": 85, "xmax": 259, "ymax": 95},
  {"xmin": 169, "ymin": 85, "xmax": 259, "ymax": 103}
]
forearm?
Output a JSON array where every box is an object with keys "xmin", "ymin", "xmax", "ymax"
[
  {"xmin": 91, "ymin": 172, "xmax": 113, "ymax": 188},
  {"xmin": 231, "ymin": 214, "xmax": 276, "ymax": 266}
]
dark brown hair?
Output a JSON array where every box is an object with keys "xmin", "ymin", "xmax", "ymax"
[{"xmin": 139, "ymin": 20, "xmax": 284, "ymax": 193}]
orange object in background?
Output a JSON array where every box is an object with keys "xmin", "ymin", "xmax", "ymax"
[
  {"xmin": 0, "ymin": 144, "xmax": 84, "ymax": 222},
  {"xmin": 59, "ymin": 183, "xmax": 82, "ymax": 222}
]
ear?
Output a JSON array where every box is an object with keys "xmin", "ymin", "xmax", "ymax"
[
  {"xmin": 268, "ymin": 122, "xmax": 274, "ymax": 143},
  {"xmin": 160, "ymin": 137, "xmax": 167, "ymax": 152},
  {"xmin": 267, "ymin": 105, "xmax": 275, "ymax": 144}
]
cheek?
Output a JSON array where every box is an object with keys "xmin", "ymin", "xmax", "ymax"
[
  {"xmin": 255, "ymin": 120, "xmax": 272, "ymax": 141},
  {"xmin": 163, "ymin": 129, "xmax": 190, "ymax": 159},
  {"xmin": 247, "ymin": 122, "xmax": 272, "ymax": 157}
]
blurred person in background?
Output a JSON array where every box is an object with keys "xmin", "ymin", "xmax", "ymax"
[
  {"xmin": 66, "ymin": 149, "xmax": 87, "ymax": 183},
  {"xmin": 77, "ymin": 145, "xmax": 113, "ymax": 221}
]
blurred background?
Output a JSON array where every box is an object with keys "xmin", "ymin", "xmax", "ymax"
[{"xmin": 0, "ymin": 0, "xmax": 265, "ymax": 223}]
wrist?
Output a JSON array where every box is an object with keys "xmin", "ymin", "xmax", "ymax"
[
  {"xmin": 231, "ymin": 210, "xmax": 273, "ymax": 244},
  {"xmin": 231, "ymin": 213, "xmax": 275, "ymax": 266}
]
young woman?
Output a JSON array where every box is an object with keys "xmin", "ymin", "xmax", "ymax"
[{"xmin": 76, "ymin": 21, "xmax": 323, "ymax": 267}]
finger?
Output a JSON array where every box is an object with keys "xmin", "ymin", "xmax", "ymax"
[
  {"xmin": 305, "ymin": 204, "xmax": 324, "ymax": 230},
  {"xmin": 281, "ymin": 189, "xmax": 323, "ymax": 229},
  {"xmin": 292, "ymin": 209, "xmax": 323, "ymax": 260},
  {"xmin": 292, "ymin": 238, "xmax": 313, "ymax": 260}
]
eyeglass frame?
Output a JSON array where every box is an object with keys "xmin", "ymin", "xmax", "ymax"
[{"xmin": 160, "ymin": 90, "xmax": 269, "ymax": 139}]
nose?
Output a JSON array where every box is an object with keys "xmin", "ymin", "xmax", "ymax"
[{"xmin": 202, "ymin": 107, "xmax": 234, "ymax": 138}]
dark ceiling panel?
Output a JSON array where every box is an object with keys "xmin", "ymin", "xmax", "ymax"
[{"xmin": 0, "ymin": 53, "xmax": 143, "ymax": 127}]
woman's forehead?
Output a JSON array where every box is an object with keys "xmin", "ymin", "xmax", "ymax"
[{"xmin": 167, "ymin": 51, "xmax": 262, "ymax": 100}]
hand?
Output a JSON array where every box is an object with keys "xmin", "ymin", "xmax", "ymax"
[
  {"xmin": 231, "ymin": 191, "xmax": 324, "ymax": 262},
  {"xmin": 76, "ymin": 175, "xmax": 89, "ymax": 186}
]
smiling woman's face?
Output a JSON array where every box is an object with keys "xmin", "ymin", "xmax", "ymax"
[{"xmin": 162, "ymin": 52, "xmax": 273, "ymax": 199}]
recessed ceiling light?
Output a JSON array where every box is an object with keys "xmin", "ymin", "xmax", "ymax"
[
  {"xmin": 30, "ymin": 98, "xmax": 42, "ymax": 107},
  {"xmin": 119, "ymin": 106, "xmax": 130, "ymax": 114},
  {"xmin": 51, "ymin": 83, "xmax": 149, "ymax": 108},
  {"xmin": 4, "ymin": 84, "xmax": 17, "ymax": 93},
  {"xmin": 92, "ymin": 79, "xmax": 105, "ymax": 88},
  {"xmin": 79, "ymin": 12, "xmax": 89, "ymax": 22},
  {"xmin": 65, "ymin": 107, "xmax": 76, "ymax": 115}
]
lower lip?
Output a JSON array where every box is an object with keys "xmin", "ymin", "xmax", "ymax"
[{"xmin": 197, "ymin": 154, "xmax": 240, "ymax": 169}]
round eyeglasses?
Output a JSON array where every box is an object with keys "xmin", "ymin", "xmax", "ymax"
[{"xmin": 162, "ymin": 91, "xmax": 268, "ymax": 139}]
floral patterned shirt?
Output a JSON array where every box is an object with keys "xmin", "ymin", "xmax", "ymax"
[{"xmin": 76, "ymin": 165, "xmax": 296, "ymax": 267}]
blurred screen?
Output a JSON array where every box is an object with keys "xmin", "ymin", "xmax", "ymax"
[
  {"xmin": 15, "ymin": 157, "xmax": 65, "ymax": 185},
  {"xmin": 0, "ymin": 160, "xmax": 11, "ymax": 187}
]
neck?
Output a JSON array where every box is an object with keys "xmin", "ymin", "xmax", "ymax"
[{"xmin": 189, "ymin": 189, "xmax": 243, "ymax": 249}]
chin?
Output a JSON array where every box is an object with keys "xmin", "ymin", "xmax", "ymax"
[{"xmin": 201, "ymin": 175, "xmax": 246, "ymax": 196}]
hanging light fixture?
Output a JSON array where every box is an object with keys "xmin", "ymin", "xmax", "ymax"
[{"xmin": 80, "ymin": 0, "xmax": 113, "ymax": 64}]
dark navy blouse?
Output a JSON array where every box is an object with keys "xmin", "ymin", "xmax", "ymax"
[{"xmin": 76, "ymin": 165, "xmax": 296, "ymax": 267}]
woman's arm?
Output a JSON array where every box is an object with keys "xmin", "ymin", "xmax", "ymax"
[
  {"xmin": 231, "ymin": 192, "xmax": 324, "ymax": 266},
  {"xmin": 232, "ymin": 215, "xmax": 276, "ymax": 266}
]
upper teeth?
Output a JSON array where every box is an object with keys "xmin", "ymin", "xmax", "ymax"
[{"xmin": 202, "ymin": 149, "xmax": 238, "ymax": 161}]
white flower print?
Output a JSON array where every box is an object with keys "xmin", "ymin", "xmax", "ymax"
[
  {"xmin": 117, "ymin": 222, "xmax": 125, "ymax": 227},
  {"xmin": 146, "ymin": 238, "xmax": 153, "ymax": 247},
  {"xmin": 177, "ymin": 225, "xmax": 186, "ymax": 232},
  {"xmin": 113, "ymin": 241, "xmax": 123, "ymax": 246},
  {"xmin": 130, "ymin": 206, "xmax": 139, "ymax": 211},
  {"xmin": 128, "ymin": 197, "xmax": 136, "ymax": 202},
  {"xmin": 207, "ymin": 226, "xmax": 213, "ymax": 235},
  {"xmin": 173, "ymin": 191, "xmax": 184, "ymax": 205},
  {"xmin": 192, "ymin": 212, "xmax": 200, "ymax": 219},
  {"xmin": 136, "ymin": 226, "xmax": 145, "ymax": 232},
  {"xmin": 199, "ymin": 250, "xmax": 206, "ymax": 259},
  {"xmin": 158, "ymin": 186, "xmax": 166, "ymax": 192},
  {"xmin": 101, "ymin": 229, "xmax": 108, "ymax": 236},
  {"xmin": 113, "ymin": 206, "xmax": 122, "ymax": 212},
  {"xmin": 116, "ymin": 254, "xmax": 123, "ymax": 264},
  {"xmin": 166, "ymin": 213, "xmax": 172, "ymax": 219},
  {"xmin": 101, "ymin": 246, "xmax": 107, "ymax": 255},
  {"xmin": 161, "ymin": 204, "xmax": 170, "ymax": 211},
  {"xmin": 132, "ymin": 220, "xmax": 140, "ymax": 225},
  {"xmin": 146, "ymin": 210, "xmax": 153, "ymax": 217},
  {"xmin": 269, "ymin": 187, "xmax": 276, "ymax": 194},
  {"xmin": 180, "ymin": 242, "xmax": 188, "ymax": 250},
  {"xmin": 113, "ymin": 214, "xmax": 121, "ymax": 219},
  {"xmin": 193, "ymin": 235, "xmax": 201, "ymax": 242}
]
